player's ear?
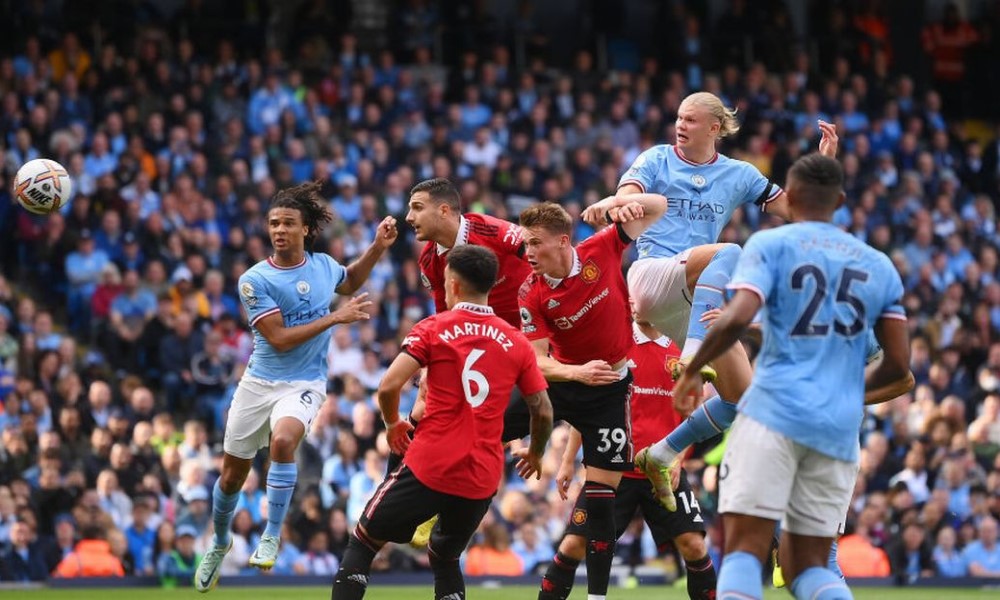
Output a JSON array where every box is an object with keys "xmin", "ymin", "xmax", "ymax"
[{"xmin": 835, "ymin": 190, "xmax": 846, "ymax": 210}]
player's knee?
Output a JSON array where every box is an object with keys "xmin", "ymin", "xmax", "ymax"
[
  {"xmin": 218, "ymin": 474, "xmax": 242, "ymax": 495},
  {"xmin": 558, "ymin": 534, "xmax": 586, "ymax": 561},
  {"xmin": 269, "ymin": 432, "xmax": 299, "ymax": 459},
  {"xmin": 675, "ymin": 532, "xmax": 708, "ymax": 562},
  {"xmin": 713, "ymin": 243, "xmax": 741, "ymax": 268}
]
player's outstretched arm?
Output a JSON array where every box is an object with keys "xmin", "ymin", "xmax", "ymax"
[
  {"xmin": 864, "ymin": 317, "xmax": 913, "ymax": 405},
  {"xmin": 580, "ymin": 193, "xmax": 667, "ymax": 240},
  {"xmin": 377, "ymin": 351, "xmax": 421, "ymax": 455},
  {"xmin": 336, "ymin": 216, "xmax": 398, "ymax": 295},
  {"xmin": 255, "ymin": 293, "xmax": 373, "ymax": 352},
  {"xmin": 513, "ymin": 390, "xmax": 554, "ymax": 480},
  {"xmin": 674, "ymin": 289, "xmax": 760, "ymax": 407},
  {"xmin": 765, "ymin": 122, "xmax": 839, "ymax": 221}
]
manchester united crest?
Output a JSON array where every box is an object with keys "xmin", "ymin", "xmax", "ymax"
[
  {"xmin": 665, "ymin": 356, "xmax": 680, "ymax": 375},
  {"xmin": 581, "ymin": 260, "xmax": 600, "ymax": 284},
  {"xmin": 572, "ymin": 508, "xmax": 587, "ymax": 526}
]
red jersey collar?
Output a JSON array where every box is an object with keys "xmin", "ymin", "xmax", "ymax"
[
  {"xmin": 436, "ymin": 215, "xmax": 469, "ymax": 255},
  {"xmin": 673, "ymin": 145, "xmax": 719, "ymax": 166},
  {"xmin": 543, "ymin": 248, "xmax": 581, "ymax": 288},
  {"xmin": 453, "ymin": 302, "xmax": 495, "ymax": 314},
  {"xmin": 267, "ymin": 254, "xmax": 307, "ymax": 270}
]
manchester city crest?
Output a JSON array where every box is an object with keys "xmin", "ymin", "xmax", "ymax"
[
  {"xmin": 296, "ymin": 280, "xmax": 310, "ymax": 295},
  {"xmin": 691, "ymin": 174, "xmax": 706, "ymax": 187}
]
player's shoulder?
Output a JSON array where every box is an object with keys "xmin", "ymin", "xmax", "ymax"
[
  {"xmin": 241, "ymin": 259, "xmax": 273, "ymax": 282},
  {"xmin": 638, "ymin": 144, "xmax": 672, "ymax": 159},
  {"xmin": 518, "ymin": 274, "xmax": 540, "ymax": 300},
  {"xmin": 465, "ymin": 212, "xmax": 511, "ymax": 237}
]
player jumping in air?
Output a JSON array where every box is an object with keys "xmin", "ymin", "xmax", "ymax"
[
  {"xmin": 331, "ymin": 245, "xmax": 554, "ymax": 600},
  {"xmin": 672, "ymin": 154, "xmax": 911, "ymax": 600},
  {"xmin": 195, "ymin": 181, "xmax": 398, "ymax": 592},
  {"xmin": 506, "ymin": 196, "xmax": 666, "ymax": 600},
  {"xmin": 597, "ymin": 91, "xmax": 839, "ymax": 510},
  {"xmin": 533, "ymin": 313, "xmax": 717, "ymax": 600}
]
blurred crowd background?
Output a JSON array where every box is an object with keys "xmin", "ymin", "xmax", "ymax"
[{"xmin": 2, "ymin": 0, "xmax": 1000, "ymax": 586}]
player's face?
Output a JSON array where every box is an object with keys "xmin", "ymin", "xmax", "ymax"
[
  {"xmin": 675, "ymin": 100, "xmax": 719, "ymax": 151},
  {"xmin": 267, "ymin": 207, "xmax": 307, "ymax": 253},
  {"xmin": 406, "ymin": 191, "xmax": 442, "ymax": 242},
  {"xmin": 522, "ymin": 225, "xmax": 567, "ymax": 276}
]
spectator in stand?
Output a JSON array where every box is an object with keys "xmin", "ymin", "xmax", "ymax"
[
  {"xmin": 887, "ymin": 522, "xmax": 935, "ymax": 583},
  {"xmin": 933, "ymin": 526, "xmax": 966, "ymax": 577},
  {"xmin": 0, "ymin": 521, "xmax": 49, "ymax": 582},
  {"xmin": 293, "ymin": 530, "xmax": 340, "ymax": 576},
  {"xmin": 159, "ymin": 312, "xmax": 204, "ymax": 413},
  {"xmin": 53, "ymin": 524, "xmax": 125, "ymax": 578},
  {"xmin": 963, "ymin": 516, "xmax": 1000, "ymax": 577},
  {"xmin": 465, "ymin": 522, "xmax": 524, "ymax": 577},
  {"xmin": 156, "ymin": 524, "xmax": 200, "ymax": 588}
]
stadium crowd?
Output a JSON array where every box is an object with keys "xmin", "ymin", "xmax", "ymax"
[{"xmin": 2, "ymin": 0, "xmax": 1000, "ymax": 586}]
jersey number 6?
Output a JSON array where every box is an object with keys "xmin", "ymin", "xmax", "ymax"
[{"xmin": 462, "ymin": 348, "xmax": 490, "ymax": 407}]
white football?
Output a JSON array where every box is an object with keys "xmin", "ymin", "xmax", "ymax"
[{"xmin": 14, "ymin": 158, "xmax": 72, "ymax": 215}]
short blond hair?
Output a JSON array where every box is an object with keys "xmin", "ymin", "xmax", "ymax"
[
  {"xmin": 519, "ymin": 202, "xmax": 572, "ymax": 235},
  {"xmin": 683, "ymin": 92, "xmax": 740, "ymax": 138}
]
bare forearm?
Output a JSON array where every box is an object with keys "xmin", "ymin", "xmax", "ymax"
[
  {"xmin": 562, "ymin": 427, "xmax": 582, "ymax": 465},
  {"xmin": 377, "ymin": 388, "xmax": 402, "ymax": 425},
  {"xmin": 268, "ymin": 312, "xmax": 338, "ymax": 352},
  {"xmin": 340, "ymin": 242, "xmax": 387, "ymax": 294},
  {"xmin": 864, "ymin": 368, "xmax": 914, "ymax": 405},
  {"xmin": 535, "ymin": 354, "xmax": 577, "ymax": 382},
  {"xmin": 524, "ymin": 391, "xmax": 554, "ymax": 458}
]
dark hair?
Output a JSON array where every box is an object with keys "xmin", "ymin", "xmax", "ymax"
[
  {"xmin": 787, "ymin": 153, "xmax": 844, "ymax": 208},
  {"xmin": 519, "ymin": 202, "xmax": 572, "ymax": 235},
  {"xmin": 446, "ymin": 245, "xmax": 498, "ymax": 295},
  {"xmin": 268, "ymin": 181, "xmax": 333, "ymax": 248},
  {"xmin": 410, "ymin": 177, "xmax": 461, "ymax": 211}
]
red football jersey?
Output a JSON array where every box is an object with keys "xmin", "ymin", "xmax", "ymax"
[
  {"xmin": 418, "ymin": 213, "xmax": 531, "ymax": 327},
  {"xmin": 400, "ymin": 302, "xmax": 547, "ymax": 499},
  {"xmin": 623, "ymin": 322, "xmax": 685, "ymax": 480},
  {"xmin": 518, "ymin": 225, "xmax": 635, "ymax": 366}
]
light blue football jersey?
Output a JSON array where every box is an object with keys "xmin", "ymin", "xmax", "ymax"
[
  {"xmin": 238, "ymin": 254, "xmax": 347, "ymax": 382},
  {"xmin": 619, "ymin": 144, "xmax": 781, "ymax": 259},
  {"xmin": 729, "ymin": 221, "xmax": 905, "ymax": 462}
]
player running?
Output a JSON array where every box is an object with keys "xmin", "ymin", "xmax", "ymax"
[
  {"xmin": 331, "ymin": 245, "xmax": 554, "ymax": 600},
  {"xmin": 505, "ymin": 196, "xmax": 666, "ymax": 600},
  {"xmin": 672, "ymin": 154, "xmax": 911, "ymax": 600},
  {"xmin": 599, "ymin": 91, "xmax": 839, "ymax": 509},
  {"xmin": 195, "ymin": 182, "xmax": 398, "ymax": 592},
  {"xmin": 534, "ymin": 314, "xmax": 717, "ymax": 600}
]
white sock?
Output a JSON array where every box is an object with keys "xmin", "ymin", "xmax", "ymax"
[
  {"xmin": 649, "ymin": 438, "xmax": 679, "ymax": 465},
  {"xmin": 588, "ymin": 595, "xmax": 607, "ymax": 600}
]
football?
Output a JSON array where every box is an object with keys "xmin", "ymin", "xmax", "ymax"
[{"xmin": 13, "ymin": 158, "xmax": 72, "ymax": 215}]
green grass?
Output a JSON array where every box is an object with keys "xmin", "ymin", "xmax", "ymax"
[{"xmin": 3, "ymin": 586, "xmax": 999, "ymax": 600}]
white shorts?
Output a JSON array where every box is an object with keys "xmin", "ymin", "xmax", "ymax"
[
  {"xmin": 222, "ymin": 376, "xmax": 326, "ymax": 459},
  {"xmin": 718, "ymin": 414, "xmax": 857, "ymax": 538},
  {"xmin": 627, "ymin": 252, "xmax": 692, "ymax": 344}
]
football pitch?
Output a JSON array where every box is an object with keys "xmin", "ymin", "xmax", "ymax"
[{"xmin": 5, "ymin": 586, "xmax": 999, "ymax": 599}]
